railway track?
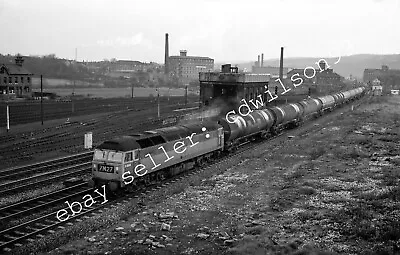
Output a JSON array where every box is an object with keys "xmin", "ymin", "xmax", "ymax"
[
  {"xmin": 0, "ymin": 134, "xmax": 271, "ymax": 252},
  {"xmin": 0, "ymin": 164, "xmax": 91, "ymax": 197},
  {"xmin": 0, "ymin": 103, "xmax": 198, "ymax": 167},
  {"xmin": 0, "ymin": 152, "xmax": 92, "ymax": 182},
  {"xmin": 0, "ymin": 183, "xmax": 92, "ymax": 222},
  {"xmin": 0, "ymin": 95, "xmax": 371, "ymax": 253},
  {"xmin": 0, "ymin": 96, "xmax": 195, "ymax": 126}
]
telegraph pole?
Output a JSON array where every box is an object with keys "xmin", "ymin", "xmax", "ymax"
[
  {"xmin": 157, "ymin": 87, "xmax": 160, "ymax": 118},
  {"xmin": 72, "ymin": 80, "xmax": 75, "ymax": 113},
  {"xmin": 185, "ymin": 85, "xmax": 188, "ymax": 106},
  {"xmin": 6, "ymin": 103, "xmax": 9, "ymax": 133},
  {"xmin": 72, "ymin": 48, "xmax": 77, "ymax": 113},
  {"xmin": 40, "ymin": 75, "xmax": 43, "ymax": 125}
]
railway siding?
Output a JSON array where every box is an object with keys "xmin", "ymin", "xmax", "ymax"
[{"xmin": 5, "ymin": 93, "xmax": 388, "ymax": 255}]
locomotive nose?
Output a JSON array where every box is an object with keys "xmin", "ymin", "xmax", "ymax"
[{"xmin": 88, "ymin": 179, "xmax": 95, "ymax": 188}]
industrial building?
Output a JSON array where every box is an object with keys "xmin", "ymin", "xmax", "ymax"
[
  {"xmin": 199, "ymin": 64, "xmax": 270, "ymax": 108},
  {"xmin": 251, "ymin": 53, "xmax": 288, "ymax": 78},
  {"xmin": 109, "ymin": 60, "xmax": 146, "ymax": 72},
  {"xmin": 85, "ymin": 60, "xmax": 159, "ymax": 78},
  {"xmin": 363, "ymin": 65, "xmax": 400, "ymax": 93},
  {"xmin": 363, "ymin": 65, "xmax": 400, "ymax": 83},
  {"xmin": 0, "ymin": 55, "xmax": 33, "ymax": 99},
  {"xmin": 286, "ymin": 61, "xmax": 343, "ymax": 94},
  {"xmin": 164, "ymin": 33, "xmax": 214, "ymax": 84},
  {"xmin": 168, "ymin": 50, "xmax": 214, "ymax": 83}
]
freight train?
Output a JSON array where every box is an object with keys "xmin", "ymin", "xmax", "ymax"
[{"xmin": 89, "ymin": 87, "xmax": 366, "ymax": 192}]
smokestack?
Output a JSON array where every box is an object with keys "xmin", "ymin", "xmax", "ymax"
[
  {"xmin": 164, "ymin": 33, "xmax": 169, "ymax": 74},
  {"xmin": 279, "ymin": 47, "xmax": 284, "ymax": 81},
  {"xmin": 257, "ymin": 55, "xmax": 260, "ymax": 67},
  {"xmin": 261, "ymin": 53, "xmax": 264, "ymax": 68}
]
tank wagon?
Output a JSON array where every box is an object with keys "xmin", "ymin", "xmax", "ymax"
[{"xmin": 90, "ymin": 86, "xmax": 366, "ymax": 192}]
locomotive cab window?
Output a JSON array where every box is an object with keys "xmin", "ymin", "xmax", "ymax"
[
  {"xmin": 94, "ymin": 149, "xmax": 108, "ymax": 161},
  {"xmin": 133, "ymin": 150, "xmax": 139, "ymax": 161},
  {"xmin": 124, "ymin": 152, "xmax": 133, "ymax": 162},
  {"xmin": 107, "ymin": 151, "xmax": 123, "ymax": 162}
]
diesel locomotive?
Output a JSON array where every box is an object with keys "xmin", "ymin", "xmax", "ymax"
[{"xmin": 89, "ymin": 86, "xmax": 366, "ymax": 192}]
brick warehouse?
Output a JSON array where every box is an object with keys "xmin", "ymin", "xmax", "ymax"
[{"xmin": 0, "ymin": 55, "xmax": 33, "ymax": 99}]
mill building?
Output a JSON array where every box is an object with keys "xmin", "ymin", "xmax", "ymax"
[{"xmin": 168, "ymin": 50, "xmax": 214, "ymax": 84}]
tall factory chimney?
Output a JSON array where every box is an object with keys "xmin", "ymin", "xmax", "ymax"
[
  {"xmin": 279, "ymin": 47, "xmax": 284, "ymax": 81},
  {"xmin": 261, "ymin": 53, "xmax": 264, "ymax": 67},
  {"xmin": 164, "ymin": 33, "xmax": 169, "ymax": 74},
  {"xmin": 257, "ymin": 55, "xmax": 260, "ymax": 67}
]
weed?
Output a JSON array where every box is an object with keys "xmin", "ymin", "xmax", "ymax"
[
  {"xmin": 298, "ymin": 186, "xmax": 317, "ymax": 196},
  {"xmin": 378, "ymin": 185, "xmax": 400, "ymax": 200},
  {"xmin": 297, "ymin": 210, "xmax": 316, "ymax": 222},
  {"xmin": 333, "ymin": 145, "xmax": 369, "ymax": 159},
  {"xmin": 170, "ymin": 184, "xmax": 186, "ymax": 195},
  {"xmin": 353, "ymin": 135, "xmax": 373, "ymax": 146},
  {"xmin": 188, "ymin": 178, "xmax": 201, "ymax": 187},
  {"xmin": 309, "ymin": 147, "xmax": 326, "ymax": 160},
  {"xmin": 244, "ymin": 226, "xmax": 264, "ymax": 236}
]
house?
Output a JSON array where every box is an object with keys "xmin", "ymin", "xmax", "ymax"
[{"xmin": 0, "ymin": 55, "xmax": 33, "ymax": 99}]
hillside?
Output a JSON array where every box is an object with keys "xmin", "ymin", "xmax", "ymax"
[
  {"xmin": 0, "ymin": 54, "xmax": 100, "ymax": 80},
  {"xmin": 219, "ymin": 54, "xmax": 400, "ymax": 79}
]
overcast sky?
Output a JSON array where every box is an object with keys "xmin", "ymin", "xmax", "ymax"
[{"xmin": 0, "ymin": 0, "xmax": 399, "ymax": 63}]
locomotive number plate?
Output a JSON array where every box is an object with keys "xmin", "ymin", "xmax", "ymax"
[{"xmin": 98, "ymin": 165, "xmax": 114, "ymax": 173}]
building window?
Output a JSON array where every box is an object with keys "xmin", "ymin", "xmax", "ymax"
[
  {"xmin": 21, "ymin": 77, "xmax": 24, "ymax": 83},
  {"xmin": 15, "ymin": 77, "xmax": 18, "ymax": 83},
  {"xmin": 3, "ymin": 77, "xmax": 6, "ymax": 84},
  {"xmin": 9, "ymin": 77, "xmax": 12, "ymax": 84},
  {"xmin": 27, "ymin": 77, "xmax": 31, "ymax": 83}
]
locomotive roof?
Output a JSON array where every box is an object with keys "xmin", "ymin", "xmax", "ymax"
[
  {"xmin": 96, "ymin": 121, "xmax": 221, "ymax": 151},
  {"xmin": 97, "ymin": 136, "xmax": 140, "ymax": 151}
]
